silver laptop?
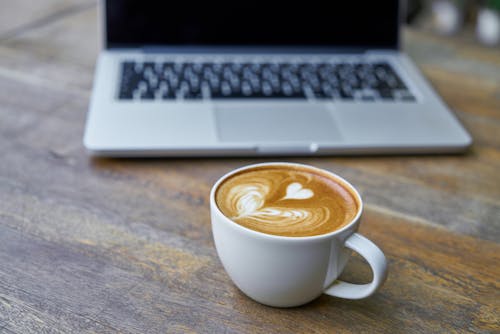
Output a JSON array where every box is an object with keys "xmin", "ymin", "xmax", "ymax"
[{"xmin": 84, "ymin": 0, "xmax": 472, "ymax": 156}]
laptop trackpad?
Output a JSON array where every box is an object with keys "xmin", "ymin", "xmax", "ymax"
[{"xmin": 215, "ymin": 104, "xmax": 340, "ymax": 142}]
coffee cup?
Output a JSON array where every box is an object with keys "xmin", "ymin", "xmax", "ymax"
[{"xmin": 210, "ymin": 162, "xmax": 388, "ymax": 307}]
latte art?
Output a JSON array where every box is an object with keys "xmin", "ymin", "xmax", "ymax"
[
  {"xmin": 216, "ymin": 165, "xmax": 359, "ymax": 237},
  {"xmin": 232, "ymin": 182, "xmax": 327, "ymax": 229}
]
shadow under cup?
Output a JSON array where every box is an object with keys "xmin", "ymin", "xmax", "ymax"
[{"xmin": 210, "ymin": 162, "xmax": 388, "ymax": 307}]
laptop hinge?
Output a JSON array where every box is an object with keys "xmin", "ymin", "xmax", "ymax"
[{"xmin": 139, "ymin": 46, "xmax": 373, "ymax": 54}]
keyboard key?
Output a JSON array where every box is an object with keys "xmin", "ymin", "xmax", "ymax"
[
  {"xmin": 378, "ymin": 89, "xmax": 394, "ymax": 100},
  {"xmin": 140, "ymin": 89, "xmax": 155, "ymax": 100},
  {"xmin": 262, "ymin": 81, "xmax": 273, "ymax": 96},
  {"xmin": 160, "ymin": 84, "xmax": 176, "ymax": 99},
  {"xmin": 395, "ymin": 89, "xmax": 416, "ymax": 101},
  {"xmin": 340, "ymin": 87, "xmax": 354, "ymax": 100},
  {"xmin": 119, "ymin": 91, "xmax": 133, "ymax": 100}
]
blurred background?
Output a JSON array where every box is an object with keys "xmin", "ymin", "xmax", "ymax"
[{"xmin": 406, "ymin": 0, "xmax": 500, "ymax": 46}]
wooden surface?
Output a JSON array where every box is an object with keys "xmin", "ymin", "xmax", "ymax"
[{"xmin": 0, "ymin": 1, "xmax": 499, "ymax": 333}]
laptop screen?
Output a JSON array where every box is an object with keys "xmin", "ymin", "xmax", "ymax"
[{"xmin": 105, "ymin": 1, "xmax": 400, "ymax": 49}]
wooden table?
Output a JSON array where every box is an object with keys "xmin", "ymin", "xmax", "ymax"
[{"xmin": 0, "ymin": 1, "xmax": 499, "ymax": 333}]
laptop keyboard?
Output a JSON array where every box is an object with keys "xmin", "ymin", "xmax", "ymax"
[{"xmin": 118, "ymin": 61, "xmax": 416, "ymax": 101}]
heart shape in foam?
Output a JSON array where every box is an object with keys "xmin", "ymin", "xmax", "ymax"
[{"xmin": 283, "ymin": 182, "xmax": 314, "ymax": 200}]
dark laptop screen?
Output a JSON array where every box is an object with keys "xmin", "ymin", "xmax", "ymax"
[{"xmin": 105, "ymin": 1, "xmax": 400, "ymax": 49}]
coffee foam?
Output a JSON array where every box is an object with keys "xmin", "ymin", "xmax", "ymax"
[{"xmin": 215, "ymin": 165, "xmax": 359, "ymax": 237}]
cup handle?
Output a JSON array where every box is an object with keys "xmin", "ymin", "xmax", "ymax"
[{"xmin": 324, "ymin": 233, "xmax": 388, "ymax": 300}]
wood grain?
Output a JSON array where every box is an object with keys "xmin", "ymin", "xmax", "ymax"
[
  {"xmin": 0, "ymin": 0, "xmax": 94, "ymax": 39},
  {"xmin": 0, "ymin": 2, "xmax": 499, "ymax": 333}
]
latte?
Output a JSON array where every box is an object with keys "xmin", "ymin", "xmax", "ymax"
[{"xmin": 215, "ymin": 164, "xmax": 359, "ymax": 237}]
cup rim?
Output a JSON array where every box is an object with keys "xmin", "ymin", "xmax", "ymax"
[{"xmin": 210, "ymin": 162, "xmax": 363, "ymax": 242}]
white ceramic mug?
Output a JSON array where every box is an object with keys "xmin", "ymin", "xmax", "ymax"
[{"xmin": 210, "ymin": 162, "xmax": 388, "ymax": 307}]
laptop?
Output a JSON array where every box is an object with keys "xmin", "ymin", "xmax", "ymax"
[{"xmin": 84, "ymin": 0, "xmax": 472, "ymax": 156}]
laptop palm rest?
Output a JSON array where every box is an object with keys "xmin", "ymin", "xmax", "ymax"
[{"xmin": 215, "ymin": 103, "xmax": 341, "ymax": 143}]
